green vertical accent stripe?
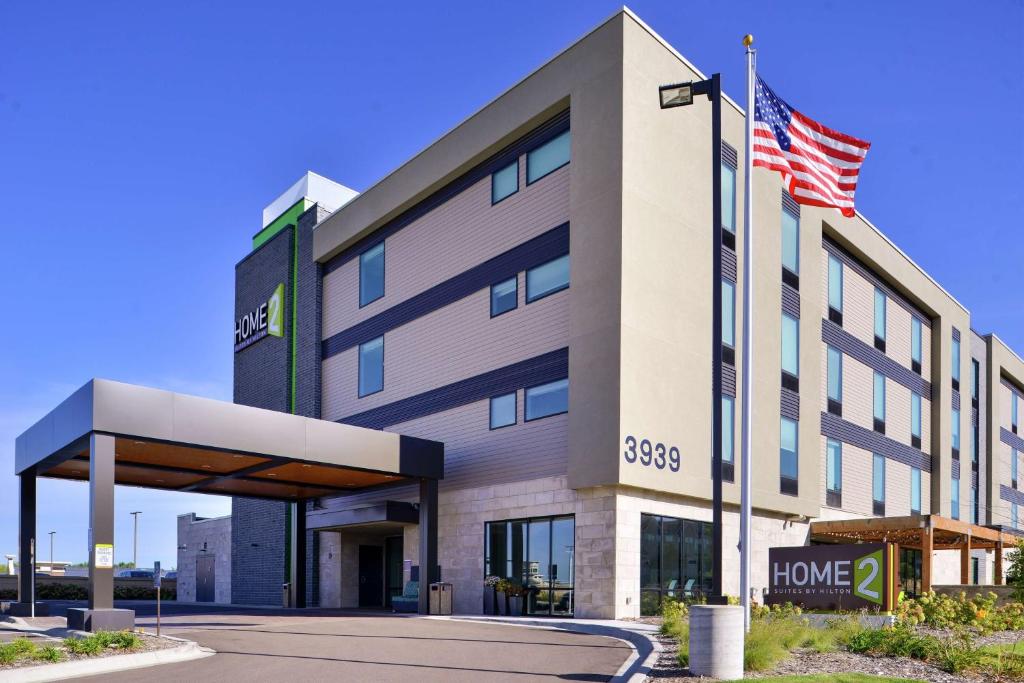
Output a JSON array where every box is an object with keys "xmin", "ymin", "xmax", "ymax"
[
  {"xmin": 290, "ymin": 225, "xmax": 299, "ymax": 415},
  {"xmin": 253, "ymin": 198, "xmax": 311, "ymax": 250}
]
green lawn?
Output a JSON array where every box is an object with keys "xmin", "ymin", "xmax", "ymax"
[{"xmin": 724, "ymin": 675, "xmax": 918, "ymax": 683}]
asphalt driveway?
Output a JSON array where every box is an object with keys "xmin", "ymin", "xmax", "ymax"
[{"xmin": 67, "ymin": 604, "xmax": 632, "ymax": 682}]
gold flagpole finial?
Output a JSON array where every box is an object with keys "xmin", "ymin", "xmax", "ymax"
[{"xmin": 742, "ymin": 34, "xmax": 754, "ymax": 48}]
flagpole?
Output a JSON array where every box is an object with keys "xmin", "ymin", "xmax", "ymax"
[{"xmin": 740, "ymin": 33, "xmax": 756, "ymax": 633}]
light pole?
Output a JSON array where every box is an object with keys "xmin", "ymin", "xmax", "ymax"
[
  {"xmin": 659, "ymin": 73, "xmax": 726, "ymax": 603},
  {"xmin": 130, "ymin": 511, "xmax": 142, "ymax": 569},
  {"xmin": 48, "ymin": 531, "xmax": 55, "ymax": 565}
]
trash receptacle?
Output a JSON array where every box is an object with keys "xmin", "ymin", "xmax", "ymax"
[
  {"xmin": 282, "ymin": 582, "xmax": 291, "ymax": 608},
  {"xmin": 429, "ymin": 582, "xmax": 453, "ymax": 615}
]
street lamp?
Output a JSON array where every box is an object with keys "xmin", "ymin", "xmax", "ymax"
[
  {"xmin": 658, "ymin": 72, "xmax": 726, "ymax": 604},
  {"xmin": 48, "ymin": 531, "xmax": 55, "ymax": 565},
  {"xmin": 130, "ymin": 511, "xmax": 142, "ymax": 569}
]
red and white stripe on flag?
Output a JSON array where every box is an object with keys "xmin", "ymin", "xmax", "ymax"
[{"xmin": 752, "ymin": 76, "xmax": 870, "ymax": 218}]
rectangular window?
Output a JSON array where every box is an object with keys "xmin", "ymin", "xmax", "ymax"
[
  {"xmin": 872, "ymin": 453, "xmax": 886, "ymax": 516},
  {"xmin": 952, "ymin": 407, "xmax": 961, "ymax": 454},
  {"xmin": 873, "ymin": 372, "xmax": 886, "ymax": 432},
  {"xmin": 781, "ymin": 314, "xmax": 799, "ymax": 379},
  {"xmin": 485, "ymin": 515, "xmax": 575, "ymax": 616},
  {"xmin": 489, "ymin": 392, "xmax": 516, "ymax": 430},
  {"xmin": 781, "ymin": 208, "xmax": 799, "ymax": 276},
  {"xmin": 490, "ymin": 276, "xmax": 518, "ymax": 317},
  {"xmin": 525, "ymin": 378, "xmax": 568, "ymax": 421},
  {"xmin": 1013, "ymin": 448, "xmax": 1018, "ymax": 488},
  {"xmin": 639, "ymin": 514, "xmax": 714, "ymax": 615},
  {"xmin": 491, "ymin": 160, "xmax": 519, "ymax": 204},
  {"xmin": 827, "ymin": 345, "xmax": 843, "ymax": 414},
  {"xmin": 526, "ymin": 254, "xmax": 569, "ymax": 302},
  {"xmin": 722, "ymin": 163, "xmax": 736, "ymax": 234},
  {"xmin": 1013, "ymin": 393, "xmax": 1019, "ymax": 432},
  {"xmin": 951, "ymin": 476, "xmax": 960, "ymax": 520},
  {"xmin": 874, "ymin": 288, "xmax": 887, "ymax": 350},
  {"xmin": 911, "ymin": 467, "xmax": 921, "ymax": 514},
  {"xmin": 826, "ymin": 439, "xmax": 842, "ymax": 507},
  {"xmin": 972, "ymin": 359, "xmax": 980, "ymax": 403},
  {"xmin": 722, "ymin": 396, "xmax": 735, "ymax": 465},
  {"xmin": 911, "ymin": 392, "xmax": 922, "ymax": 448},
  {"xmin": 526, "ymin": 130, "xmax": 570, "ymax": 184},
  {"xmin": 780, "ymin": 417, "xmax": 798, "ymax": 495},
  {"xmin": 952, "ymin": 337, "xmax": 961, "ymax": 385},
  {"xmin": 970, "ymin": 487, "xmax": 978, "ymax": 525},
  {"xmin": 723, "ymin": 279, "xmax": 735, "ymax": 348},
  {"xmin": 828, "ymin": 254, "xmax": 843, "ymax": 317},
  {"xmin": 358, "ymin": 336, "xmax": 384, "ymax": 397},
  {"xmin": 911, "ymin": 317, "xmax": 923, "ymax": 373},
  {"xmin": 1014, "ymin": 504, "xmax": 1019, "ymax": 530},
  {"xmin": 359, "ymin": 243, "xmax": 385, "ymax": 307}
]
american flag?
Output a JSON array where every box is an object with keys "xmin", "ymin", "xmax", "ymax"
[{"xmin": 753, "ymin": 75, "xmax": 871, "ymax": 217}]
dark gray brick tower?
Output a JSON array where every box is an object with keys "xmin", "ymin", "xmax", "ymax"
[{"xmin": 231, "ymin": 204, "xmax": 327, "ymax": 606}]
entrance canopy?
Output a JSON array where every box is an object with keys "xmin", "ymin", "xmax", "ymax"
[
  {"xmin": 13, "ymin": 379, "xmax": 443, "ymax": 626},
  {"xmin": 811, "ymin": 514, "xmax": 1020, "ymax": 591},
  {"xmin": 16, "ymin": 379, "xmax": 444, "ymax": 499}
]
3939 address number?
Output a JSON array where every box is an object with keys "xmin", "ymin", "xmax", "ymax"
[{"xmin": 623, "ymin": 436, "xmax": 680, "ymax": 472}]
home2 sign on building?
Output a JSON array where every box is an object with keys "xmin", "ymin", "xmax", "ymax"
[{"xmin": 234, "ymin": 283, "xmax": 284, "ymax": 352}]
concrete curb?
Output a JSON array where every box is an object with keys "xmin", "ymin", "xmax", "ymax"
[
  {"xmin": 431, "ymin": 616, "xmax": 661, "ymax": 683},
  {"xmin": 0, "ymin": 638, "xmax": 214, "ymax": 682}
]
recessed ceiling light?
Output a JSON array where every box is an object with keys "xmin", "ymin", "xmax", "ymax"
[
  {"xmin": 133, "ymin": 441, "xmax": 145, "ymax": 446},
  {"xmin": 201, "ymin": 465, "xmax": 212, "ymax": 469},
  {"xmin": 233, "ymin": 455, "xmax": 244, "ymax": 458},
  {"xmin": 301, "ymin": 464, "xmax": 312, "ymax": 469},
  {"xmin": 267, "ymin": 473, "xmax": 277, "ymax": 477},
  {"xmin": 156, "ymin": 479, "xmax": 165, "ymax": 483}
]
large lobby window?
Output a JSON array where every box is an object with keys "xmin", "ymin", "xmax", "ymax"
[
  {"xmin": 640, "ymin": 514, "xmax": 713, "ymax": 615},
  {"xmin": 485, "ymin": 515, "xmax": 574, "ymax": 616}
]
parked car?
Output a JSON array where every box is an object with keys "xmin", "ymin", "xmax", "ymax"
[
  {"xmin": 164, "ymin": 571, "xmax": 177, "ymax": 580},
  {"xmin": 116, "ymin": 569, "xmax": 155, "ymax": 579}
]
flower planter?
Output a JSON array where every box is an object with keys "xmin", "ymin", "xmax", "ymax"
[
  {"xmin": 509, "ymin": 595, "xmax": 523, "ymax": 616},
  {"xmin": 483, "ymin": 586, "xmax": 497, "ymax": 615}
]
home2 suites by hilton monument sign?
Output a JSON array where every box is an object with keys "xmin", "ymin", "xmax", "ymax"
[
  {"xmin": 234, "ymin": 283, "xmax": 284, "ymax": 352},
  {"xmin": 767, "ymin": 544, "xmax": 896, "ymax": 611}
]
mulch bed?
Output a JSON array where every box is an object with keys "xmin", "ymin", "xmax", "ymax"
[
  {"xmin": 643, "ymin": 628, "xmax": 1013, "ymax": 682},
  {"xmin": 0, "ymin": 632, "xmax": 178, "ymax": 671}
]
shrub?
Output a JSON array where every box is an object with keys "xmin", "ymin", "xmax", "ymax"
[
  {"xmin": 895, "ymin": 591, "xmax": 997, "ymax": 629},
  {"xmin": 929, "ymin": 629, "xmax": 982, "ymax": 674},
  {"xmin": 34, "ymin": 645, "xmax": 65, "ymax": 663},
  {"xmin": 1006, "ymin": 540, "xmax": 1024, "ymax": 603}
]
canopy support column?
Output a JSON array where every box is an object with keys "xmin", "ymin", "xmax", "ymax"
[
  {"xmin": 68, "ymin": 433, "xmax": 134, "ymax": 631},
  {"xmin": 290, "ymin": 501, "xmax": 307, "ymax": 608},
  {"xmin": 12, "ymin": 470, "xmax": 41, "ymax": 617},
  {"xmin": 418, "ymin": 478, "xmax": 439, "ymax": 615},
  {"xmin": 921, "ymin": 527, "xmax": 933, "ymax": 593},
  {"xmin": 995, "ymin": 541, "xmax": 1004, "ymax": 585},
  {"xmin": 960, "ymin": 535, "xmax": 971, "ymax": 585}
]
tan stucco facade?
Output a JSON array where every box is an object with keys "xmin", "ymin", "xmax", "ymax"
[{"xmin": 307, "ymin": 8, "xmax": 1019, "ymax": 616}]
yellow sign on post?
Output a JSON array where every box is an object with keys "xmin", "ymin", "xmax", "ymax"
[{"xmin": 94, "ymin": 544, "xmax": 114, "ymax": 569}]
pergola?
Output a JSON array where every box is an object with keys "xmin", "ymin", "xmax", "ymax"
[
  {"xmin": 810, "ymin": 514, "xmax": 1021, "ymax": 593},
  {"xmin": 14, "ymin": 379, "xmax": 444, "ymax": 630}
]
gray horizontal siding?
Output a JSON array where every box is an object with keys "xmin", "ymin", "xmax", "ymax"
[
  {"xmin": 781, "ymin": 388, "xmax": 799, "ymax": 420},
  {"xmin": 782, "ymin": 284, "xmax": 800, "ymax": 319},
  {"xmin": 723, "ymin": 248, "xmax": 737, "ymax": 283},
  {"xmin": 1001, "ymin": 484, "xmax": 1024, "ymax": 507},
  {"xmin": 781, "ymin": 190, "xmax": 800, "ymax": 218},
  {"xmin": 339, "ymin": 348, "xmax": 568, "ymax": 430},
  {"xmin": 823, "ymin": 236, "xmax": 930, "ymax": 327},
  {"xmin": 323, "ymin": 110, "xmax": 570, "ymax": 276},
  {"xmin": 821, "ymin": 319, "xmax": 931, "ymax": 398},
  {"xmin": 322, "ymin": 223, "xmax": 568, "ymax": 358},
  {"xmin": 1002, "ymin": 427, "xmax": 1024, "ymax": 452},
  {"xmin": 820, "ymin": 411, "xmax": 931, "ymax": 472}
]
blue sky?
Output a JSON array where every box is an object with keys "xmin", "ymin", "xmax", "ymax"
[{"xmin": 1, "ymin": 1, "xmax": 1021, "ymax": 567}]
